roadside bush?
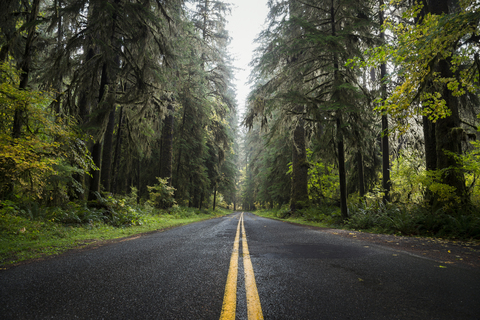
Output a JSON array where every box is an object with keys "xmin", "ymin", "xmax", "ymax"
[
  {"xmin": 94, "ymin": 193, "xmax": 145, "ymax": 227},
  {"xmin": 0, "ymin": 208, "xmax": 29, "ymax": 236},
  {"xmin": 299, "ymin": 206, "xmax": 340, "ymax": 225},
  {"xmin": 167, "ymin": 205, "xmax": 198, "ymax": 218},
  {"xmin": 275, "ymin": 205, "xmax": 291, "ymax": 218},
  {"xmin": 9, "ymin": 192, "xmax": 146, "ymax": 227},
  {"xmin": 147, "ymin": 177, "xmax": 176, "ymax": 209},
  {"xmin": 346, "ymin": 202, "xmax": 480, "ymax": 240},
  {"xmin": 47, "ymin": 202, "xmax": 104, "ymax": 225}
]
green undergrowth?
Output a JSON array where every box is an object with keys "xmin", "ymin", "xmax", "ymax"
[
  {"xmin": 253, "ymin": 205, "xmax": 344, "ymax": 229},
  {"xmin": 346, "ymin": 202, "xmax": 480, "ymax": 240},
  {"xmin": 252, "ymin": 202, "xmax": 480, "ymax": 241},
  {"xmin": 0, "ymin": 200, "xmax": 231, "ymax": 267}
]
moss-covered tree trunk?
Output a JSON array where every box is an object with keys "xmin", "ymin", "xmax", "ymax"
[
  {"xmin": 12, "ymin": 0, "xmax": 40, "ymax": 139},
  {"xmin": 111, "ymin": 106, "xmax": 124, "ymax": 194},
  {"xmin": 290, "ymin": 116, "xmax": 308, "ymax": 213},
  {"xmin": 160, "ymin": 102, "xmax": 175, "ymax": 186},
  {"xmin": 88, "ymin": 62, "xmax": 109, "ymax": 201},
  {"xmin": 428, "ymin": 0, "xmax": 467, "ymax": 205},
  {"xmin": 330, "ymin": 0, "xmax": 348, "ymax": 220},
  {"xmin": 380, "ymin": 0, "xmax": 391, "ymax": 203},
  {"xmin": 88, "ymin": 0, "xmax": 121, "ymax": 200},
  {"xmin": 101, "ymin": 108, "xmax": 116, "ymax": 192},
  {"xmin": 213, "ymin": 183, "xmax": 217, "ymax": 211},
  {"xmin": 435, "ymin": 60, "xmax": 466, "ymax": 203},
  {"xmin": 357, "ymin": 151, "xmax": 365, "ymax": 197},
  {"xmin": 337, "ymin": 115, "xmax": 348, "ymax": 219}
]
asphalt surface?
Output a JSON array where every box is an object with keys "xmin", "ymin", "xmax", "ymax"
[{"xmin": 1, "ymin": 212, "xmax": 479, "ymax": 319}]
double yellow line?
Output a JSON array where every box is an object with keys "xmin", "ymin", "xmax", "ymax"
[{"xmin": 220, "ymin": 212, "xmax": 263, "ymax": 320}]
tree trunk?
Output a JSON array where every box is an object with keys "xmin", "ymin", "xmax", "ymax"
[
  {"xmin": 99, "ymin": 0, "xmax": 122, "ymax": 193},
  {"xmin": 88, "ymin": 0, "xmax": 121, "ymax": 199},
  {"xmin": 428, "ymin": 0, "xmax": 467, "ymax": 205},
  {"xmin": 290, "ymin": 116, "xmax": 309, "ymax": 213},
  {"xmin": 88, "ymin": 142, "xmax": 103, "ymax": 201},
  {"xmin": 136, "ymin": 157, "xmax": 141, "ymax": 204},
  {"xmin": 0, "ymin": 0, "xmax": 21, "ymax": 62},
  {"xmin": 101, "ymin": 107, "xmax": 116, "ymax": 192},
  {"xmin": 111, "ymin": 106, "xmax": 124, "ymax": 194},
  {"xmin": 414, "ymin": 1, "xmax": 436, "ymax": 204},
  {"xmin": 233, "ymin": 176, "xmax": 237, "ymax": 211},
  {"xmin": 12, "ymin": 0, "xmax": 40, "ymax": 138},
  {"xmin": 174, "ymin": 104, "xmax": 187, "ymax": 192},
  {"xmin": 423, "ymin": 116, "xmax": 437, "ymax": 171},
  {"xmin": 213, "ymin": 183, "xmax": 217, "ymax": 211},
  {"xmin": 380, "ymin": 0, "xmax": 391, "ymax": 203},
  {"xmin": 54, "ymin": 0, "xmax": 63, "ymax": 117},
  {"xmin": 330, "ymin": 0, "xmax": 348, "ymax": 219},
  {"xmin": 160, "ymin": 102, "xmax": 175, "ymax": 186},
  {"xmin": 88, "ymin": 63, "xmax": 109, "ymax": 201},
  {"xmin": 337, "ymin": 116, "xmax": 348, "ymax": 219},
  {"xmin": 381, "ymin": 112, "xmax": 391, "ymax": 202},
  {"xmin": 435, "ymin": 59, "xmax": 466, "ymax": 202},
  {"xmin": 357, "ymin": 151, "xmax": 365, "ymax": 197},
  {"xmin": 71, "ymin": 35, "xmax": 97, "ymax": 201}
]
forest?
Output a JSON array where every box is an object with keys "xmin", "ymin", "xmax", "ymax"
[
  {"xmin": 241, "ymin": 0, "xmax": 480, "ymax": 239},
  {"xmin": 1, "ymin": 0, "xmax": 480, "ymax": 251},
  {"xmin": 0, "ymin": 0, "xmax": 238, "ymax": 208}
]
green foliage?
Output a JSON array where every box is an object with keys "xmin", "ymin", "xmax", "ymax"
[
  {"xmin": 352, "ymin": 0, "xmax": 480, "ymax": 131},
  {"xmin": 362, "ymin": 149, "xmax": 466, "ymax": 210},
  {"xmin": 298, "ymin": 206, "xmax": 342, "ymax": 225},
  {"xmin": 254, "ymin": 205, "xmax": 343, "ymax": 228},
  {"xmin": 166, "ymin": 205, "xmax": 205, "ymax": 218},
  {"xmin": 50, "ymin": 203, "xmax": 105, "ymax": 225},
  {"xmin": 462, "ymin": 139, "xmax": 480, "ymax": 206},
  {"xmin": 306, "ymin": 150, "xmax": 340, "ymax": 204},
  {"xmin": 274, "ymin": 205, "xmax": 291, "ymax": 219},
  {"xmin": 287, "ymin": 149, "xmax": 340, "ymax": 204},
  {"xmin": 0, "ymin": 62, "xmax": 94, "ymax": 202},
  {"xmin": 420, "ymin": 170, "xmax": 462, "ymax": 207},
  {"xmin": 0, "ymin": 201, "xmax": 231, "ymax": 266},
  {"xmin": 147, "ymin": 177, "xmax": 177, "ymax": 209},
  {"xmin": 389, "ymin": 150, "xmax": 426, "ymax": 203},
  {"xmin": 346, "ymin": 202, "xmax": 480, "ymax": 240}
]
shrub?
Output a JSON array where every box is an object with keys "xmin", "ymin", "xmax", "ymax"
[
  {"xmin": 299, "ymin": 206, "xmax": 340, "ymax": 224},
  {"xmin": 147, "ymin": 177, "xmax": 176, "ymax": 209},
  {"xmin": 346, "ymin": 201, "xmax": 480, "ymax": 240}
]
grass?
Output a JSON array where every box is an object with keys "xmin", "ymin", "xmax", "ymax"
[{"xmin": 0, "ymin": 205, "xmax": 231, "ymax": 268}]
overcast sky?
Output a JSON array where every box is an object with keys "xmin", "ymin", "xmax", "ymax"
[{"xmin": 226, "ymin": 0, "xmax": 269, "ymax": 116}]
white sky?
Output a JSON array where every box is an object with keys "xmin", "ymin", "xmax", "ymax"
[{"xmin": 226, "ymin": 0, "xmax": 269, "ymax": 117}]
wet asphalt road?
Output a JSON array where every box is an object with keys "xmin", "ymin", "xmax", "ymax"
[{"xmin": 1, "ymin": 212, "xmax": 479, "ymax": 319}]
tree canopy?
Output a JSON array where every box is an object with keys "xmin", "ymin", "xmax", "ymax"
[{"xmin": 1, "ymin": 0, "xmax": 480, "ymax": 240}]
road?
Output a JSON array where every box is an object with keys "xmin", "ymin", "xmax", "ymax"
[{"xmin": 1, "ymin": 212, "xmax": 479, "ymax": 319}]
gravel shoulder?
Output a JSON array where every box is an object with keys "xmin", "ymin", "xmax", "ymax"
[{"xmin": 288, "ymin": 223, "xmax": 480, "ymax": 269}]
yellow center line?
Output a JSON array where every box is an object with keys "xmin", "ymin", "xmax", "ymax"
[
  {"xmin": 219, "ymin": 213, "xmax": 264, "ymax": 320},
  {"xmin": 219, "ymin": 213, "xmax": 242, "ymax": 320},
  {"xmin": 241, "ymin": 213, "xmax": 264, "ymax": 320}
]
